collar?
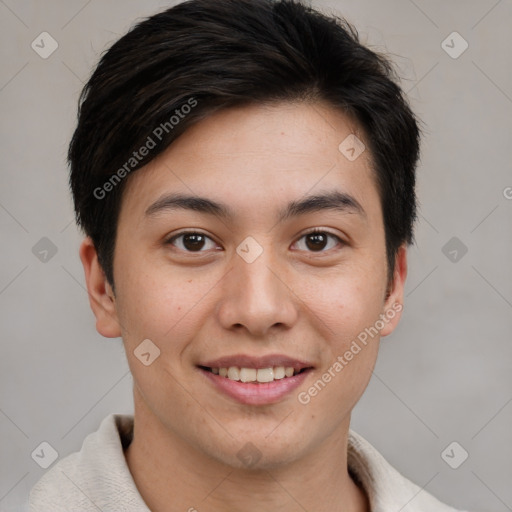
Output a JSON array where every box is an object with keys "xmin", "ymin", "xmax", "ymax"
[{"xmin": 30, "ymin": 413, "xmax": 465, "ymax": 512}]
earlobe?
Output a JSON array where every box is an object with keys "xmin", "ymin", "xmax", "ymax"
[
  {"xmin": 380, "ymin": 245, "xmax": 408, "ymax": 337},
  {"xmin": 79, "ymin": 237, "xmax": 122, "ymax": 338}
]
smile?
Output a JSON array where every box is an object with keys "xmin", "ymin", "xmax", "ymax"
[
  {"xmin": 201, "ymin": 366, "xmax": 306, "ymax": 383},
  {"xmin": 197, "ymin": 354, "xmax": 314, "ymax": 405}
]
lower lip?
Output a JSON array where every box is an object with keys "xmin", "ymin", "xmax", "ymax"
[{"xmin": 199, "ymin": 368, "xmax": 312, "ymax": 405}]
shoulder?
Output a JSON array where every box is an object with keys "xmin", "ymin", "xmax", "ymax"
[
  {"xmin": 29, "ymin": 414, "xmax": 149, "ymax": 512},
  {"xmin": 347, "ymin": 429, "xmax": 470, "ymax": 512}
]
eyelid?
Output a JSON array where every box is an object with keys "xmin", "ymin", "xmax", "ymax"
[{"xmin": 300, "ymin": 227, "xmax": 343, "ymax": 239}]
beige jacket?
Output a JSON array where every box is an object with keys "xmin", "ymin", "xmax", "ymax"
[{"xmin": 29, "ymin": 414, "xmax": 468, "ymax": 511}]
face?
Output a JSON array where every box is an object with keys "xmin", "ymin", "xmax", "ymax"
[{"xmin": 81, "ymin": 101, "xmax": 406, "ymax": 470}]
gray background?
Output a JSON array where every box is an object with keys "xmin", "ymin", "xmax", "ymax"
[{"xmin": 1, "ymin": 1, "xmax": 511, "ymax": 511}]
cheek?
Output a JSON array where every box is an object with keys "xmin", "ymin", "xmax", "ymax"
[
  {"xmin": 301, "ymin": 268, "xmax": 386, "ymax": 345},
  {"xmin": 296, "ymin": 275, "xmax": 382, "ymax": 416},
  {"xmin": 114, "ymin": 259, "xmax": 212, "ymax": 347}
]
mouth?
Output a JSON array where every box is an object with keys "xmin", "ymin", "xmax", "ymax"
[
  {"xmin": 197, "ymin": 355, "xmax": 314, "ymax": 405},
  {"xmin": 198, "ymin": 365, "xmax": 309, "ymax": 382}
]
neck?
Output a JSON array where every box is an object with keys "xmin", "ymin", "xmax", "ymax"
[{"xmin": 124, "ymin": 391, "xmax": 369, "ymax": 512}]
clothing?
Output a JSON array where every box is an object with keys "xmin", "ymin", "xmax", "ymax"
[{"xmin": 29, "ymin": 413, "xmax": 468, "ymax": 511}]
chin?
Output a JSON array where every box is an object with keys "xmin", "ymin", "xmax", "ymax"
[{"xmin": 211, "ymin": 427, "xmax": 308, "ymax": 471}]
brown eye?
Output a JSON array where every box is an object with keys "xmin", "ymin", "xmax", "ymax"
[
  {"xmin": 167, "ymin": 232, "xmax": 217, "ymax": 252},
  {"xmin": 306, "ymin": 232, "xmax": 328, "ymax": 251},
  {"xmin": 294, "ymin": 230, "xmax": 343, "ymax": 253}
]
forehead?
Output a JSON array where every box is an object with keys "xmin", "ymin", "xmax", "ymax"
[
  {"xmin": 164, "ymin": 100, "xmax": 368, "ymax": 166},
  {"xmin": 119, "ymin": 101, "xmax": 379, "ymax": 223}
]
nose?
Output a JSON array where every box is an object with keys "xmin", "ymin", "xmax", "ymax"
[{"xmin": 215, "ymin": 243, "xmax": 299, "ymax": 338}]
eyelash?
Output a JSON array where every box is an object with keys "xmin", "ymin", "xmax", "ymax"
[{"xmin": 165, "ymin": 228, "xmax": 344, "ymax": 254}]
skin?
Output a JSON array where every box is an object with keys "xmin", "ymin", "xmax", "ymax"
[{"xmin": 80, "ymin": 100, "xmax": 407, "ymax": 512}]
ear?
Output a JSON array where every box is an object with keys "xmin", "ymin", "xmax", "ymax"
[
  {"xmin": 79, "ymin": 237, "xmax": 122, "ymax": 338},
  {"xmin": 380, "ymin": 244, "xmax": 408, "ymax": 337}
]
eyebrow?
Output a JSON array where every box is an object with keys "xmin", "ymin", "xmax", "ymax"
[{"xmin": 144, "ymin": 190, "xmax": 366, "ymax": 222}]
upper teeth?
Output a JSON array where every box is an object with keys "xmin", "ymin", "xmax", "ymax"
[{"xmin": 212, "ymin": 366, "xmax": 296, "ymax": 382}]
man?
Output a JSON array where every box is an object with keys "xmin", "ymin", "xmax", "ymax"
[{"xmin": 29, "ymin": 0, "xmax": 469, "ymax": 510}]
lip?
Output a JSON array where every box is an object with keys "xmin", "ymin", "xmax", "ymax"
[
  {"xmin": 197, "ymin": 353, "xmax": 314, "ymax": 406},
  {"xmin": 199, "ymin": 366, "xmax": 312, "ymax": 405},
  {"xmin": 199, "ymin": 354, "xmax": 313, "ymax": 371}
]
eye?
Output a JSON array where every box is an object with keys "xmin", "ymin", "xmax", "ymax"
[
  {"xmin": 165, "ymin": 228, "xmax": 344, "ymax": 254},
  {"xmin": 166, "ymin": 231, "xmax": 219, "ymax": 252},
  {"xmin": 293, "ymin": 228, "xmax": 344, "ymax": 253}
]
